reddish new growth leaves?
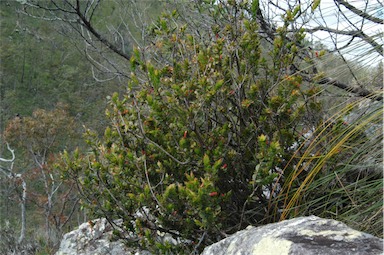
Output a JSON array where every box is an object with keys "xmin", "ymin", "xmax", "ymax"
[{"xmin": 209, "ymin": 191, "xmax": 218, "ymax": 197}]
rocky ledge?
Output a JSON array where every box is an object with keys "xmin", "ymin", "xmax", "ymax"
[
  {"xmin": 55, "ymin": 216, "xmax": 383, "ymax": 255},
  {"xmin": 201, "ymin": 215, "xmax": 383, "ymax": 255}
]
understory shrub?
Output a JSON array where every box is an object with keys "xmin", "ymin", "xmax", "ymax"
[{"xmin": 59, "ymin": 2, "xmax": 384, "ymax": 253}]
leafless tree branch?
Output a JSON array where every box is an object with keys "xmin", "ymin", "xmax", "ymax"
[
  {"xmin": 334, "ymin": 0, "xmax": 383, "ymax": 25},
  {"xmin": 0, "ymin": 143, "xmax": 26, "ymax": 244},
  {"xmin": 73, "ymin": 0, "xmax": 130, "ymax": 61},
  {"xmin": 314, "ymin": 77, "xmax": 383, "ymax": 101},
  {"xmin": 304, "ymin": 26, "xmax": 383, "ymax": 56}
]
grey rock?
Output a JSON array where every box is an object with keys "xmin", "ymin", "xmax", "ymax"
[
  {"xmin": 201, "ymin": 216, "xmax": 383, "ymax": 255},
  {"xmin": 56, "ymin": 216, "xmax": 383, "ymax": 255},
  {"xmin": 55, "ymin": 218, "xmax": 151, "ymax": 255}
]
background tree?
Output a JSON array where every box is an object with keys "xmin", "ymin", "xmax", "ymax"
[
  {"xmin": 0, "ymin": 143, "xmax": 27, "ymax": 246},
  {"xmin": 2, "ymin": 104, "xmax": 82, "ymax": 252},
  {"xmin": 0, "ymin": 0, "xmax": 123, "ymax": 137},
  {"xmin": 16, "ymin": 0, "xmax": 167, "ymax": 81}
]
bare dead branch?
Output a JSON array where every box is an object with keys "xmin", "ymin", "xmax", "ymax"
[
  {"xmin": 0, "ymin": 143, "xmax": 16, "ymax": 163},
  {"xmin": 74, "ymin": 1, "xmax": 131, "ymax": 61},
  {"xmin": 315, "ymin": 77, "xmax": 383, "ymax": 101},
  {"xmin": 334, "ymin": 0, "xmax": 384, "ymax": 25},
  {"xmin": 304, "ymin": 26, "xmax": 383, "ymax": 56}
]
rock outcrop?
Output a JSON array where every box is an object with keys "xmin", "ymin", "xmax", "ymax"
[
  {"xmin": 54, "ymin": 218, "xmax": 150, "ymax": 255},
  {"xmin": 55, "ymin": 216, "xmax": 383, "ymax": 255},
  {"xmin": 201, "ymin": 215, "xmax": 383, "ymax": 255}
]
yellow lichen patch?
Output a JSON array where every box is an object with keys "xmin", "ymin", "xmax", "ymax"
[{"xmin": 252, "ymin": 237, "xmax": 292, "ymax": 255}]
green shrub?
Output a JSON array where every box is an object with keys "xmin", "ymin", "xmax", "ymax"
[{"xmin": 61, "ymin": 3, "xmax": 322, "ymax": 253}]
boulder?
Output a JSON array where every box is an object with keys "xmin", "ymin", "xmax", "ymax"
[
  {"xmin": 56, "ymin": 216, "xmax": 383, "ymax": 255},
  {"xmin": 201, "ymin": 215, "xmax": 383, "ymax": 255},
  {"xmin": 54, "ymin": 218, "xmax": 151, "ymax": 255}
]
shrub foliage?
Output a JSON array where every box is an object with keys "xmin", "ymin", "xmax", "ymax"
[{"xmin": 61, "ymin": 2, "xmax": 323, "ymax": 253}]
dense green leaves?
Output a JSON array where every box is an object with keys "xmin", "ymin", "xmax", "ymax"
[{"xmin": 60, "ymin": 3, "xmax": 323, "ymax": 253}]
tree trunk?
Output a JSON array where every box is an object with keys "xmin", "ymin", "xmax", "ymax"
[{"xmin": 18, "ymin": 178, "xmax": 27, "ymax": 244}]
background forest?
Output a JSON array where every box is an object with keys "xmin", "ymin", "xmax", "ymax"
[{"xmin": 0, "ymin": 0, "xmax": 382, "ymax": 254}]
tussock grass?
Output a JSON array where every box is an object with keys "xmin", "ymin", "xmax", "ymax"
[{"xmin": 269, "ymin": 92, "xmax": 383, "ymax": 237}]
